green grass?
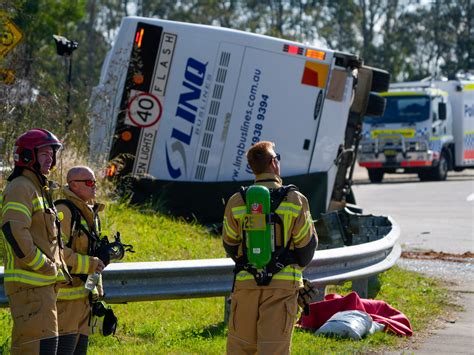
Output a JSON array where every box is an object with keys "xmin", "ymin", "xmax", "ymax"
[
  {"xmin": 100, "ymin": 201, "xmax": 225, "ymax": 262},
  {"xmin": 0, "ymin": 201, "xmax": 458, "ymax": 354}
]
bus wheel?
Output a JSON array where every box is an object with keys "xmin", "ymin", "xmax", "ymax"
[
  {"xmin": 368, "ymin": 169, "xmax": 384, "ymax": 183},
  {"xmin": 365, "ymin": 93, "xmax": 386, "ymax": 117},
  {"xmin": 369, "ymin": 67, "xmax": 390, "ymax": 93}
]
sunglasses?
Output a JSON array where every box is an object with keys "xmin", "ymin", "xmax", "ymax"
[
  {"xmin": 69, "ymin": 179, "xmax": 96, "ymax": 187},
  {"xmin": 273, "ymin": 153, "xmax": 281, "ymax": 161}
]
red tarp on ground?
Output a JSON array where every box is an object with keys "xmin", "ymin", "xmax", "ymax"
[{"xmin": 299, "ymin": 291, "xmax": 413, "ymax": 336}]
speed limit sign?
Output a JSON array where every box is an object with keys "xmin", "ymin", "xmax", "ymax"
[{"xmin": 127, "ymin": 90, "xmax": 163, "ymax": 128}]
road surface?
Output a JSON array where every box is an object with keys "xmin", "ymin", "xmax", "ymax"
[{"xmin": 352, "ymin": 167, "xmax": 474, "ymax": 254}]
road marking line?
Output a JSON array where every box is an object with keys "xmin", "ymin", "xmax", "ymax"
[{"xmin": 467, "ymin": 193, "xmax": 474, "ymax": 202}]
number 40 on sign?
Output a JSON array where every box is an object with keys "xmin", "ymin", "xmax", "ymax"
[{"xmin": 126, "ymin": 90, "xmax": 163, "ymax": 128}]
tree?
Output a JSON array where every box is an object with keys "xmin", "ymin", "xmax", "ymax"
[
  {"xmin": 316, "ymin": 0, "xmax": 361, "ymax": 53},
  {"xmin": 1, "ymin": 0, "xmax": 472, "ymax": 179},
  {"xmin": 0, "ymin": 0, "xmax": 114, "ymax": 171},
  {"xmin": 436, "ymin": 0, "xmax": 473, "ymax": 78}
]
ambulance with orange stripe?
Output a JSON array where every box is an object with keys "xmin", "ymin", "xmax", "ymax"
[
  {"xmin": 358, "ymin": 77, "xmax": 474, "ymax": 182},
  {"xmin": 90, "ymin": 16, "xmax": 388, "ymax": 222}
]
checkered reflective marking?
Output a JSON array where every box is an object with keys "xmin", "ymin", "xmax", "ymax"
[
  {"xmin": 464, "ymin": 132, "xmax": 474, "ymax": 149},
  {"xmin": 416, "ymin": 127, "xmax": 429, "ymax": 136},
  {"xmin": 361, "ymin": 129, "xmax": 371, "ymax": 138}
]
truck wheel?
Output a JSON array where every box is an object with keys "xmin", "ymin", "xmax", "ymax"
[
  {"xmin": 430, "ymin": 152, "xmax": 448, "ymax": 181},
  {"xmin": 418, "ymin": 171, "xmax": 431, "ymax": 181},
  {"xmin": 365, "ymin": 93, "xmax": 386, "ymax": 117},
  {"xmin": 368, "ymin": 169, "xmax": 384, "ymax": 183}
]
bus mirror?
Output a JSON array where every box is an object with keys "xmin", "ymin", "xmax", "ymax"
[{"xmin": 438, "ymin": 102, "xmax": 447, "ymax": 120}]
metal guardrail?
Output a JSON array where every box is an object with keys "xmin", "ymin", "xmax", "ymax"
[{"xmin": 0, "ymin": 216, "xmax": 400, "ymax": 307}]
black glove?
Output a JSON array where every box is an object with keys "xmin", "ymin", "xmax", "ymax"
[
  {"xmin": 96, "ymin": 232, "xmax": 135, "ymax": 266},
  {"xmin": 97, "ymin": 243, "xmax": 111, "ymax": 266}
]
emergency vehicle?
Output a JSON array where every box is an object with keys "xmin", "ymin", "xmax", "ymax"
[
  {"xmin": 89, "ymin": 17, "xmax": 388, "ymax": 222},
  {"xmin": 358, "ymin": 77, "xmax": 474, "ymax": 182}
]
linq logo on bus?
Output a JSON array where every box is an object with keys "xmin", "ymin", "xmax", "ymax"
[{"xmin": 166, "ymin": 57, "xmax": 207, "ymax": 179}]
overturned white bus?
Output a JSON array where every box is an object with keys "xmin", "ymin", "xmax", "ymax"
[{"xmin": 89, "ymin": 17, "xmax": 389, "ymax": 223}]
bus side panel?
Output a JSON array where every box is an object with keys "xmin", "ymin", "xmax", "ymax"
[
  {"xmin": 309, "ymin": 71, "xmax": 353, "ymax": 174},
  {"xmin": 191, "ymin": 43, "xmax": 245, "ymax": 182},
  {"xmin": 146, "ymin": 31, "xmax": 219, "ymax": 181},
  {"xmin": 218, "ymin": 48, "xmax": 329, "ymax": 181},
  {"xmin": 96, "ymin": 17, "xmax": 343, "ymax": 182},
  {"xmin": 149, "ymin": 33, "xmax": 332, "ymax": 182}
]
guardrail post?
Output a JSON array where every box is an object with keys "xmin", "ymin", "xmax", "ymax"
[
  {"xmin": 312, "ymin": 286, "xmax": 326, "ymax": 302},
  {"xmin": 352, "ymin": 275, "xmax": 381, "ymax": 299},
  {"xmin": 368, "ymin": 275, "xmax": 381, "ymax": 297},
  {"xmin": 224, "ymin": 296, "xmax": 231, "ymax": 324},
  {"xmin": 352, "ymin": 278, "xmax": 368, "ymax": 298}
]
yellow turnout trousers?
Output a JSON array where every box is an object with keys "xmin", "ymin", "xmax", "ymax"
[
  {"xmin": 8, "ymin": 284, "xmax": 58, "ymax": 354},
  {"xmin": 57, "ymin": 297, "xmax": 91, "ymax": 336},
  {"xmin": 227, "ymin": 288, "xmax": 299, "ymax": 355}
]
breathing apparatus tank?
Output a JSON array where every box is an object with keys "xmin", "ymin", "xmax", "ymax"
[{"xmin": 244, "ymin": 185, "xmax": 273, "ymax": 269}]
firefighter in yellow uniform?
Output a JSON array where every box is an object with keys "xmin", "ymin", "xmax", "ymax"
[
  {"xmin": 55, "ymin": 166, "xmax": 105, "ymax": 354},
  {"xmin": 1, "ymin": 129, "xmax": 71, "ymax": 354},
  {"xmin": 222, "ymin": 141, "xmax": 317, "ymax": 355}
]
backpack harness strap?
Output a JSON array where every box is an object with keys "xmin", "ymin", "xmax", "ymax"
[
  {"xmin": 234, "ymin": 184, "xmax": 298, "ymax": 286},
  {"xmin": 55, "ymin": 199, "xmax": 102, "ymax": 281},
  {"xmin": 55, "ymin": 199, "xmax": 100, "ymax": 251}
]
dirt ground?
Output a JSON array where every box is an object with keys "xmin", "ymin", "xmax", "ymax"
[{"xmin": 401, "ymin": 250, "xmax": 474, "ymax": 263}]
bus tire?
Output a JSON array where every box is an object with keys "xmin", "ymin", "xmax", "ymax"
[
  {"xmin": 365, "ymin": 93, "xmax": 386, "ymax": 117},
  {"xmin": 369, "ymin": 67, "xmax": 390, "ymax": 92},
  {"xmin": 346, "ymin": 188, "xmax": 357, "ymax": 204},
  {"xmin": 368, "ymin": 169, "xmax": 384, "ymax": 183}
]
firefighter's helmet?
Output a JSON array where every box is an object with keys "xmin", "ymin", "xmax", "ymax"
[{"xmin": 13, "ymin": 129, "xmax": 62, "ymax": 170}]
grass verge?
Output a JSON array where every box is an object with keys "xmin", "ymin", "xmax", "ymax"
[{"xmin": 0, "ymin": 202, "xmax": 459, "ymax": 354}]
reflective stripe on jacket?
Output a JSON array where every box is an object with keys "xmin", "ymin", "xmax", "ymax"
[
  {"xmin": 57, "ymin": 285, "xmax": 90, "ymax": 300},
  {"xmin": 57, "ymin": 186, "xmax": 103, "ymax": 300},
  {"xmin": 222, "ymin": 173, "xmax": 316, "ymax": 290},
  {"xmin": 1, "ymin": 169, "xmax": 70, "ymax": 295}
]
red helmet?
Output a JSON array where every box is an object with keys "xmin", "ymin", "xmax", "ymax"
[{"xmin": 13, "ymin": 129, "xmax": 62, "ymax": 170}]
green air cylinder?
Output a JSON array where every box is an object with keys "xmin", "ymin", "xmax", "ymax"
[{"xmin": 245, "ymin": 185, "xmax": 272, "ymax": 269}]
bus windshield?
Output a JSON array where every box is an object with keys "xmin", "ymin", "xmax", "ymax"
[{"xmin": 364, "ymin": 95, "xmax": 430, "ymax": 124}]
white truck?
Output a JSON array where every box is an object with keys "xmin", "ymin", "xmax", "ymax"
[
  {"xmin": 89, "ymin": 16, "xmax": 389, "ymax": 227},
  {"xmin": 358, "ymin": 77, "xmax": 474, "ymax": 182}
]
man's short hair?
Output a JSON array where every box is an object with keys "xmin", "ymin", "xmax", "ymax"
[{"xmin": 246, "ymin": 141, "xmax": 274, "ymax": 175}]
